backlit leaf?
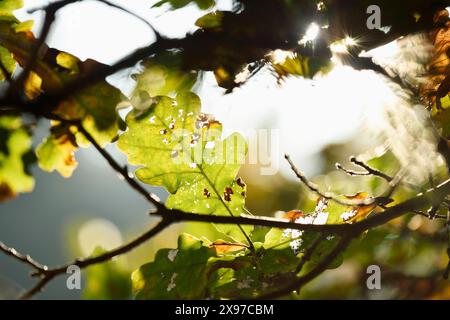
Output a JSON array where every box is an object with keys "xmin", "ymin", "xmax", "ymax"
[
  {"xmin": 118, "ymin": 92, "xmax": 251, "ymax": 242},
  {"xmin": 0, "ymin": 0, "xmax": 24, "ymax": 81},
  {"xmin": 132, "ymin": 233, "xmax": 216, "ymax": 299},
  {"xmin": 209, "ymin": 240, "xmax": 248, "ymax": 254},
  {"xmin": 132, "ymin": 51, "xmax": 199, "ymax": 98},
  {"xmin": 271, "ymin": 53, "xmax": 331, "ymax": 80},
  {"xmin": 36, "ymin": 123, "xmax": 78, "ymax": 178},
  {"xmin": 152, "ymin": 0, "xmax": 215, "ymax": 10},
  {"xmin": 0, "ymin": 116, "xmax": 34, "ymax": 201}
]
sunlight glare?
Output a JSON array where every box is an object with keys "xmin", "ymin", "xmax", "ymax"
[
  {"xmin": 330, "ymin": 37, "xmax": 356, "ymax": 54},
  {"xmin": 330, "ymin": 42, "xmax": 347, "ymax": 54},
  {"xmin": 270, "ymin": 49, "xmax": 293, "ymax": 64},
  {"xmin": 78, "ymin": 218, "xmax": 123, "ymax": 256},
  {"xmin": 344, "ymin": 36, "xmax": 356, "ymax": 47},
  {"xmin": 299, "ymin": 22, "xmax": 320, "ymax": 44}
]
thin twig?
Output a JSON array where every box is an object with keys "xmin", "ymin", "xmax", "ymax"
[
  {"xmin": 349, "ymin": 156, "xmax": 393, "ymax": 182},
  {"xmin": 337, "ymin": 156, "xmax": 418, "ymax": 190},
  {"xmin": 0, "ymin": 241, "xmax": 48, "ymax": 272},
  {"xmin": 335, "ymin": 163, "xmax": 373, "ymax": 177},
  {"xmin": 19, "ymin": 275, "xmax": 56, "ymax": 300},
  {"xmin": 19, "ymin": 218, "xmax": 171, "ymax": 299},
  {"xmin": 413, "ymin": 209, "xmax": 447, "ymax": 220},
  {"xmin": 96, "ymin": 0, "xmax": 161, "ymax": 40},
  {"xmin": 285, "ymin": 154, "xmax": 376, "ymax": 207}
]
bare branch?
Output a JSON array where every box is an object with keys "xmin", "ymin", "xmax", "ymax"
[
  {"xmin": 285, "ymin": 154, "xmax": 376, "ymax": 207},
  {"xmin": 0, "ymin": 241, "xmax": 48, "ymax": 272},
  {"xmin": 19, "ymin": 218, "xmax": 171, "ymax": 299},
  {"xmin": 335, "ymin": 163, "xmax": 373, "ymax": 177},
  {"xmin": 413, "ymin": 209, "xmax": 448, "ymax": 220},
  {"xmin": 337, "ymin": 157, "xmax": 419, "ymax": 192},
  {"xmin": 96, "ymin": 0, "xmax": 161, "ymax": 40},
  {"xmin": 349, "ymin": 156, "xmax": 393, "ymax": 182}
]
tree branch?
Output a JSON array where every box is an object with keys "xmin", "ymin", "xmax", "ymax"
[
  {"xmin": 336, "ymin": 157, "xmax": 392, "ymax": 182},
  {"xmin": 96, "ymin": 0, "xmax": 161, "ymax": 40},
  {"xmin": 0, "ymin": 241, "xmax": 48, "ymax": 272},
  {"xmin": 18, "ymin": 218, "xmax": 171, "ymax": 299},
  {"xmin": 286, "ymin": 154, "xmax": 381, "ymax": 207},
  {"xmin": 151, "ymin": 179, "xmax": 450, "ymax": 235}
]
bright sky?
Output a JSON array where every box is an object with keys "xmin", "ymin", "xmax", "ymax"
[{"xmin": 16, "ymin": 0, "xmax": 380, "ymax": 177}]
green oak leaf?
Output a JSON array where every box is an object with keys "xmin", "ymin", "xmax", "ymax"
[
  {"xmin": 195, "ymin": 11, "xmax": 224, "ymax": 30},
  {"xmin": 132, "ymin": 233, "xmax": 216, "ymax": 299},
  {"xmin": 0, "ymin": 116, "xmax": 35, "ymax": 201},
  {"xmin": 152, "ymin": 0, "xmax": 215, "ymax": 10},
  {"xmin": 132, "ymin": 51, "xmax": 199, "ymax": 98},
  {"xmin": 271, "ymin": 53, "xmax": 332, "ymax": 81},
  {"xmin": 0, "ymin": 0, "xmax": 23, "ymax": 15},
  {"xmin": 0, "ymin": 0, "xmax": 23, "ymax": 81},
  {"xmin": 118, "ymin": 92, "xmax": 252, "ymax": 242},
  {"xmin": 259, "ymin": 247, "xmax": 300, "ymax": 275},
  {"xmin": 0, "ymin": 44, "xmax": 14, "ymax": 80},
  {"xmin": 207, "ymin": 266, "xmax": 260, "ymax": 298},
  {"xmin": 36, "ymin": 123, "xmax": 78, "ymax": 178}
]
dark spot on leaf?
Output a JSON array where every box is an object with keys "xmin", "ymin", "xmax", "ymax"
[
  {"xmin": 223, "ymin": 187, "xmax": 234, "ymax": 201},
  {"xmin": 203, "ymin": 188, "xmax": 211, "ymax": 198},
  {"xmin": 283, "ymin": 210, "xmax": 305, "ymax": 222},
  {"xmin": 64, "ymin": 154, "xmax": 76, "ymax": 166},
  {"xmin": 236, "ymin": 177, "xmax": 245, "ymax": 188}
]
